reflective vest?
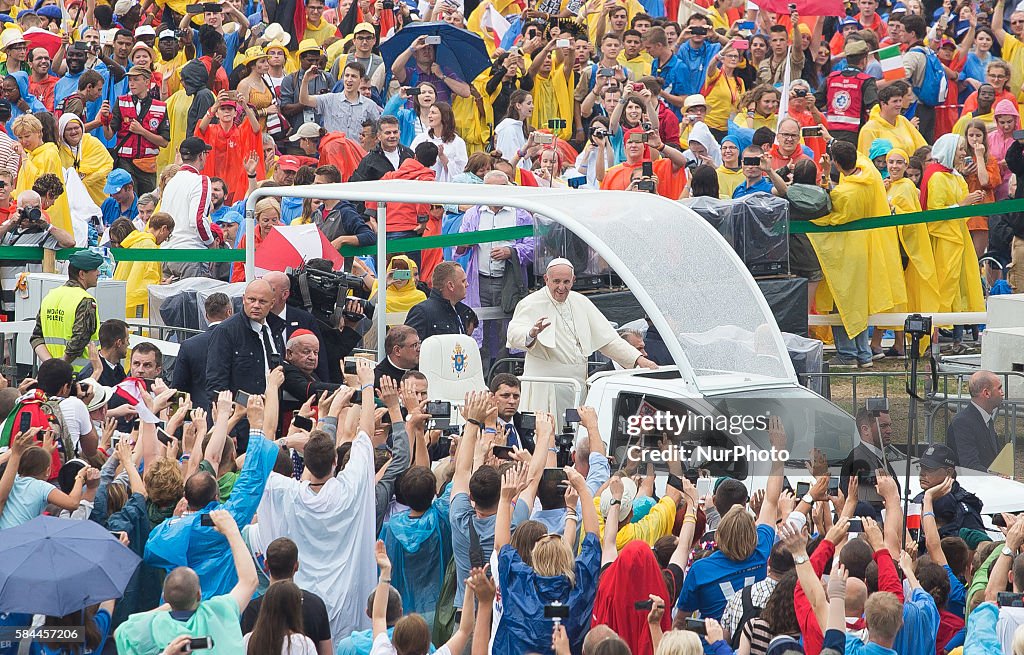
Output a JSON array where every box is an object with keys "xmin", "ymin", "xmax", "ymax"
[
  {"xmin": 824, "ymin": 70, "xmax": 871, "ymax": 133},
  {"xmin": 116, "ymin": 94, "xmax": 167, "ymax": 159},
  {"xmin": 39, "ymin": 284, "xmax": 98, "ymax": 371}
]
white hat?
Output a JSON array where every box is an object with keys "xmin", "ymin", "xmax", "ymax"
[
  {"xmin": 261, "ymin": 22, "xmax": 291, "ymax": 47},
  {"xmin": 599, "ymin": 476, "xmax": 637, "ymax": 519},
  {"xmin": 288, "ymin": 122, "xmax": 322, "ymax": 141},
  {"xmin": 113, "ymin": 0, "xmax": 136, "ymax": 15},
  {"xmin": 0, "ymin": 29, "xmax": 27, "ymax": 51},
  {"xmin": 158, "ymin": 28, "xmax": 177, "ymax": 40},
  {"xmin": 546, "ymin": 257, "xmax": 574, "ymax": 271},
  {"xmin": 80, "ymin": 378, "xmax": 113, "ymax": 412},
  {"xmin": 134, "ymin": 25, "xmax": 155, "ymax": 37}
]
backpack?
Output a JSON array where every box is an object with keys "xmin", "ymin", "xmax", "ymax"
[
  {"xmin": 729, "ymin": 584, "xmax": 763, "ymax": 649},
  {"xmin": 0, "ymin": 391, "xmax": 74, "ymax": 479},
  {"xmin": 787, "ymin": 183, "xmax": 833, "ymax": 221},
  {"xmin": 909, "ymin": 46, "xmax": 948, "ymax": 107}
]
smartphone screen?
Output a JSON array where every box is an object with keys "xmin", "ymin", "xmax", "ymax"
[
  {"xmin": 696, "ymin": 477, "xmax": 713, "ymax": 498},
  {"xmin": 492, "ymin": 445, "xmax": 515, "ymax": 460},
  {"xmin": 796, "ymin": 481, "xmax": 811, "ymax": 497},
  {"xmin": 642, "ymin": 161, "xmax": 653, "ymax": 177},
  {"xmin": 565, "ymin": 408, "xmax": 581, "ymax": 423}
]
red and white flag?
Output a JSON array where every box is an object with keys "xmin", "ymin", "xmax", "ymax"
[
  {"xmin": 480, "ymin": 4, "xmax": 511, "ymax": 48},
  {"xmin": 114, "ymin": 377, "xmax": 159, "ymax": 423},
  {"xmin": 906, "ymin": 502, "xmax": 922, "ymax": 530}
]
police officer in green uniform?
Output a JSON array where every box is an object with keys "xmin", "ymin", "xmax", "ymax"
[{"xmin": 30, "ymin": 250, "xmax": 102, "ymax": 372}]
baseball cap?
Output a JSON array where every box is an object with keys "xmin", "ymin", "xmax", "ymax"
[
  {"xmin": 216, "ymin": 210, "xmax": 242, "ymax": 226},
  {"xmin": 353, "ymin": 21, "xmax": 375, "ymax": 35},
  {"xmin": 125, "ymin": 64, "xmax": 152, "ymax": 78},
  {"xmin": 158, "ymin": 28, "xmax": 177, "ymax": 40},
  {"xmin": 683, "ymin": 94, "xmax": 707, "ymax": 109},
  {"xmin": 179, "ymin": 136, "xmax": 212, "ymax": 157},
  {"xmin": 844, "ymin": 39, "xmax": 870, "ymax": 56},
  {"xmin": 103, "ymin": 168, "xmax": 133, "ymax": 194},
  {"xmin": 288, "ymin": 122, "xmax": 322, "ymax": 141},
  {"xmin": 599, "ymin": 477, "xmax": 637, "ymax": 519},
  {"xmin": 920, "ymin": 444, "xmax": 957, "ymax": 470},
  {"xmin": 134, "ymin": 25, "xmax": 156, "ymax": 37},
  {"xmin": 839, "ymin": 15, "xmax": 861, "ymax": 28},
  {"xmin": 278, "ymin": 155, "xmax": 301, "ymax": 171}
]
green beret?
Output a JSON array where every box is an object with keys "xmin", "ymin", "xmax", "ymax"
[
  {"xmin": 68, "ymin": 250, "xmax": 103, "ymax": 271},
  {"xmin": 958, "ymin": 528, "xmax": 992, "ymax": 550}
]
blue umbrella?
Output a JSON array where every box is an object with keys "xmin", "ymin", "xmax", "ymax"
[
  {"xmin": 0, "ymin": 516, "xmax": 141, "ymax": 616},
  {"xmin": 380, "ymin": 22, "xmax": 492, "ymax": 85}
]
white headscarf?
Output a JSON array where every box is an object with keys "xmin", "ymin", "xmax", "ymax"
[
  {"xmin": 686, "ymin": 121, "xmax": 722, "ymax": 167},
  {"xmin": 57, "ymin": 112, "xmax": 85, "ymax": 158},
  {"xmin": 931, "ymin": 133, "xmax": 962, "ymax": 171}
]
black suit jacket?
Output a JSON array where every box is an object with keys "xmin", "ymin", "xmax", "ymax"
[
  {"xmin": 947, "ymin": 404, "xmax": 1001, "ymax": 472},
  {"xmin": 839, "ymin": 442, "xmax": 900, "ymax": 504},
  {"xmin": 404, "ymin": 289, "xmax": 476, "ymax": 343},
  {"xmin": 374, "ymin": 357, "xmax": 413, "ymax": 387},
  {"xmin": 172, "ymin": 327, "xmax": 218, "ymax": 411},
  {"xmin": 205, "ymin": 312, "xmax": 287, "ymax": 399},
  {"xmin": 279, "ymin": 306, "xmax": 329, "ymax": 382}
]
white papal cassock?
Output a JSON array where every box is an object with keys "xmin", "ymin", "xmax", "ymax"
[{"xmin": 507, "ymin": 287, "xmax": 642, "ymax": 416}]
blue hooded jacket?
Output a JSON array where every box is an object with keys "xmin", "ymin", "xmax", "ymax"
[{"xmin": 6, "ymin": 71, "xmax": 46, "ymax": 132}]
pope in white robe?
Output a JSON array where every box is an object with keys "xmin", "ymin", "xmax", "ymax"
[{"xmin": 507, "ymin": 258, "xmax": 658, "ymax": 416}]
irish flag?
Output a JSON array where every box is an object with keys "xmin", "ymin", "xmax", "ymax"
[{"xmin": 877, "ymin": 45, "xmax": 906, "ymax": 81}]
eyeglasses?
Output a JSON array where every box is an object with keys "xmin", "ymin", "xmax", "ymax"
[
  {"xmin": 778, "ymin": 133, "xmax": 800, "ymax": 139},
  {"xmin": 989, "ymin": 73, "xmax": 1008, "ymax": 79},
  {"xmin": 401, "ymin": 340, "xmax": 421, "ymax": 349}
]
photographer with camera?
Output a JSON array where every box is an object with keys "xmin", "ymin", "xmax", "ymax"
[{"xmin": 0, "ymin": 189, "xmax": 76, "ymax": 314}]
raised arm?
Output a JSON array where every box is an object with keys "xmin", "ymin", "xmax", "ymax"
[
  {"xmin": 0, "ymin": 430, "xmax": 38, "ymax": 518},
  {"xmin": 210, "ymin": 508, "xmax": 258, "ymax": 612},
  {"xmin": 468, "ymin": 566, "xmax": 496, "ymax": 655},
  {"xmin": 372, "ymin": 540, "xmax": 393, "ymax": 639},
  {"xmin": 262, "ymin": 367, "xmax": 285, "ymax": 438},
  {"xmin": 495, "ymin": 462, "xmax": 529, "ymax": 551},
  {"xmin": 782, "ymin": 519, "xmax": 829, "ymax": 632},
  {"xmin": 204, "ymin": 390, "xmax": 235, "ymax": 473},
  {"xmin": 923, "ymin": 477, "xmax": 954, "ymax": 565},
  {"xmin": 566, "ymin": 465, "xmax": 599, "ymax": 536},
  {"xmin": 356, "ymin": 358, "xmax": 375, "ymax": 437},
  {"xmin": 876, "ymin": 473, "xmax": 903, "ymax": 557},
  {"xmin": 601, "ymin": 476, "xmax": 623, "ymax": 566},
  {"xmin": 452, "ymin": 391, "xmax": 491, "ymax": 497},
  {"xmin": 758, "ymin": 415, "xmax": 787, "ymax": 526}
]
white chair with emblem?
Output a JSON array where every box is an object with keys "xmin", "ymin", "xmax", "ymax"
[{"xmin": 419, "ymin": 334, "xmax": 488, "ymax": 413}]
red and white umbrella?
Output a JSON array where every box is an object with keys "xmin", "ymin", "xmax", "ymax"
[{"xmin": 254, "ymin": 224, "xmax": 344, "ymax": 275}]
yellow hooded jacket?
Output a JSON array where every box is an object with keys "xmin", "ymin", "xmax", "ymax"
[
  {"xmin": 809, "ymin": 154, "xmax": 907, "ymax": 337},
  {"xmin": 857, "ymin": 105, "xmax": 927, "ymax": 158},
  {"xmin": 888, "ymin": 176, "xmax": 940, "ymax": 315},
  {"xmin": 923, "ymin": 171, "xmax": 985, "ymax": 313}
]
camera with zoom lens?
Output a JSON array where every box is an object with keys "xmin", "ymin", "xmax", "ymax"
[{"xmin": 18, "ymin": 206, "xmax": 46, "ymax": 230}]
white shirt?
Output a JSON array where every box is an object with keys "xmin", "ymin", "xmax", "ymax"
[
  {"xmin": 410, "ymin": 132, "xmax": 468, "ymax": 183},
  {"xmin": 475, "ymin": 206, "xmax": 517, "ymax": 277},
  {"xmin": 383, "ymin": 147, "xmax": 401, "ymax": 170},
  {"xmin": 58, "ymin": 396, "xmax": 92, "ymax": 453},
  {"xmin": 494, "ymin": 118, "xmax": 530, "ymax": 170},
  {"xmin": 162, "ymin": 165, "xmax": 214, "ymax": 249},
  {"xmin": 243, "ymin": 632, "xmax": 317, "ymax": 655},
  {"xmin": 250, "ymin": 318, "xmax": 278, "ymax": 373},
  {"xmin": 972, "ymin": 401, "xmax": 995, "ymax": 425},
  {"xmin": 251, "ymin": 432, "xmax": 377, "ymax": 644}
]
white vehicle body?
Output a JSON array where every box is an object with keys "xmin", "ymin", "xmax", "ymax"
[{"xmin": 245, "ymin": 181, "xmax": 1024, "ymax": 515}]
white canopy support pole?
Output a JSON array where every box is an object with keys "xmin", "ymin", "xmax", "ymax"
[
  {"xmin": 244, "ymin": 206, "xmax": 256, "ymax": 281},
  {"xmin": 376, "ymin": 204, "xmax": 387, "ymax": 362}
]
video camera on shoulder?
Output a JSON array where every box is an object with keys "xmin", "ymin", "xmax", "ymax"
[{"xmin": 286, "ymin": 266, "xmax": 374, "ymax": 327}]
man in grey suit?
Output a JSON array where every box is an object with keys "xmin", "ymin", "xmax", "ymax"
[{"xmin": 947, "ymin": 370, "xmax": 1005, "ymax": 472}]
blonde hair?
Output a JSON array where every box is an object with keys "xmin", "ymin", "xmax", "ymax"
[
  {"xmin": 655, "ymin": 630, "xmax": 704, "ymax": 655},
  {"xmin": 144, "ymin": 457, "xmax": 184, "ymax": 508},
  {"xmin": 865, "ymin": 592, "xmax": 904, "ymax": 642},
  {"xmin": 158, "ymin": 164, "xmax": 180, "ymax": 196},
  {"xmin": 530, "ymin": 537, "xmax": 576, "ymax": 585},
  {"xmin": 11, "ymin": 114, "xmax": 43, "ymax": 138},
  {"xmin": 716, "ymin": 505, "xmax": 757, "ymax": 561},
  {"xmin": 254, "ymin": 197, "xmax": 281, "ymax": 221},
  {"xmin": 105, "ymin": 481, "xmax": 129, "ymax": 515}
]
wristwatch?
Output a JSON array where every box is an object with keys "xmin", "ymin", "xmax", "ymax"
[
  {"xmin": 801, "ymin": 493, "xmax": 815, "ymax": 505},
  {"xmin": 609, "ymin": 499, "xmax": 621, "ymax": 506},
  {"xmin": 793, "ymin": 554, "xmax": 809, "ymax": 565},
  {"xmin": 1003, "ymin": 545, "xmax": 1014, "ymax": 557}
]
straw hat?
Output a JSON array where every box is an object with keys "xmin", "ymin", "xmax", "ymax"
[
  {"xmin": 238, "ymin": 45, "xmax": 269, "ymax": 67},
  {"xmin": 261, "ymin": 22, "xmax": 290, "ymax": 47}
]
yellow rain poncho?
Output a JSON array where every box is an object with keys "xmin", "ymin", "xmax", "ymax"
[
  {"xmin": 114, "ymin": 229, "xmax": 161, "ymax": 319},
  {"xmin": 57, "ymin": 114, "xmax": 113, "ymax": 208},
  {"xmin": 530, "ymin": 61, "xmax": 574, "ymax": 141},
  {"xmin": 370, "ymin": 255, "xmax": 427, "ymax": 313},
  {"xmin": 921, "ymin": 135, "xmax": 985, "ymax": 314},
  {"xmin": 158, "ymin": 87, "xmax": 191, "ymax": 172},
  {"xmin": 858, "ymin": 105, "xmax": 927, "ymax": 158},
  {"xmin": 584, "ymin": 0, "xmax": 645, "ymax": 43},
  {"xmin": 809, "ymin": 154, "xmax": 907, "ymax": 337},
  {"xmin": 887, "ymin": 153, "xmax": 940, "ymax": 315},
  {"xmin": 15, "ymin": 141, "xmax": 70, "ymax": 233},
  {"xmin": 467, "ymin": 0, "xmax": 524, "ymax": 57},
  {"xmin": 454, "ymin": 75, "xmax": 497, "ymax": 155}
]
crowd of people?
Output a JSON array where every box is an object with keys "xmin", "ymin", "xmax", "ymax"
[{"xmin": 0, "ymin": 0, "xmax": 1024, "ymax": 652}]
